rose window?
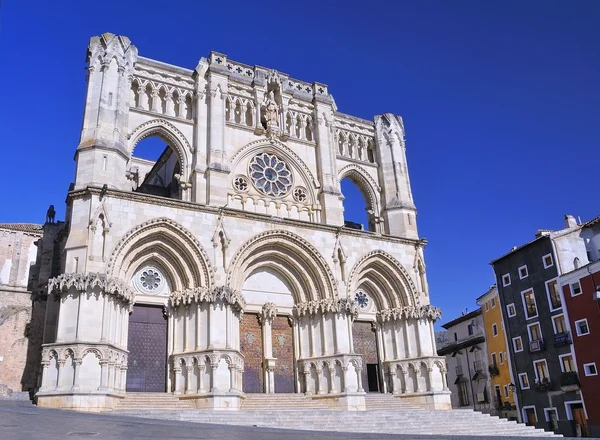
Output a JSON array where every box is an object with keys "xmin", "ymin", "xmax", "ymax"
[
  {"xmin": 248, "ymin": 153, "xmax": 293, "ymax": 197},
  {"xmin": 355, "ymin": 291, "xmax": 370, "ymax": 310},
  {"xmin": 140, "ymin": 269, "xmax": 161, "ymax": 291}
]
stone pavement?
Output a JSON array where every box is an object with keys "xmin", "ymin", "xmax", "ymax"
[{"xmin": 0, "ymin": 401, "xmax": 583, "ymax": 440}]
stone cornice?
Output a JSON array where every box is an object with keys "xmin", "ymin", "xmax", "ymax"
[
  {"xmin": 67, "ymin": 186, "xmax": 423, "ymax": 247},
  {"xmin": 377, "ymin": 305, "xmax": 442, "ymax": 323},
  {"xmin": 47, "ymin": 273, "xmax": 134, "ymax": 305},
  {"xmin": 170, "ymin": 286, "xmax": 246, "ymax": 313}
]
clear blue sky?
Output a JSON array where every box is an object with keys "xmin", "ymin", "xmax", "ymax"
[{"xmin": 1, "ymin": 1, "xmax": 598, "ymax": 325}]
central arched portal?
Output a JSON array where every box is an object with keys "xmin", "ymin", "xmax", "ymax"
[{"xmin": 240, "ymin": 267, "xmax": 296, "ymax": 393}]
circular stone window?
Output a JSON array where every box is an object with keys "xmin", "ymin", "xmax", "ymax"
[
  {"xmin": 133, "ymin": 265, "xmax": 170, "ymax": 296},
  {"xmin": 248, "ymin": 152, "xmax": 293, "ymax": 197},
  {"xmin": 355, "ymin": 290, "xmax": 370, "ymax": 310}
]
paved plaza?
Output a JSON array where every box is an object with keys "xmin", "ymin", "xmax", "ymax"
[{"xmin": 0, "ymin": 401, "xmax": 585, "ymax": 440}]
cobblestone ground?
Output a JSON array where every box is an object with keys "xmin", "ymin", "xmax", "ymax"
[{"xmin": 0, "ymin": 401, "xmax": 581, "ymax": 440}]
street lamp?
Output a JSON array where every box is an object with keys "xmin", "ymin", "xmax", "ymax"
[{"xmin": 508, "ymin": 383, "xmax": 516, "ymax": 392}]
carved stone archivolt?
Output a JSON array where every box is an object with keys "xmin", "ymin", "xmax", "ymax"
[
  {"xmin": 170, "ymin": 285, "xmax": 246, "ymax": 314},
  {"xmin": 47, "ymin": 273, "xmax": 134, "ymax": 305}
]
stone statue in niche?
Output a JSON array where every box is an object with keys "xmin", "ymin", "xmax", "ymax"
[{"xmin": 263, "ymin": 91, "xmax": 279, "ymax": 128}]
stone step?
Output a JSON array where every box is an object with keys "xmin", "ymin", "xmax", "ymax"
[{"xmin": 107, "ymin": 408, "xmax": 561, "ymax": 437}]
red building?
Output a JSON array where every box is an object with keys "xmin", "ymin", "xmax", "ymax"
[{"xmin": 559, "ymin": 217, "xmax": 600, "ymax": 438}]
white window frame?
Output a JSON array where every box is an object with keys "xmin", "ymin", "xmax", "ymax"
[
  {"xmin": 519, "ymin": 373, "xmax": 530, "ymax": 389},
  {"xmin": 502, "ymin": 273, "xmax": 511, "ymax": 287},
  {"xmin": 542, "ymin": 253, "xmax": 554, "ymax": 269},
  {"xmin": 574, "ymin": 318, "xmax": 590, "ymax": 336},
  {"xmin": 506, "ymin": 303, "xmax": 516, "ymax": 317},
  {"xmin": 544, "ymin": 407, "xmax": 558, "ymax": 422},
  {"xmin": 583, "ymin": 362, "xmax": 598, "ymax": 376},
  {"xmin": 499, "ymin": 352, "xmax": 504, "ymax": 364},
  {"xmin": 503, "ymin": 384, "xmax": 509, "ymax": 398},
  {"xmin": 513, "ymin": 336, "xmax": 524, "ymax": 352},
  {"xmin": 533, "ymin": 358, "xmax": 550, "ymax": 381},
  {"xmin": 527, "ymin": 321, "xmax": 543, "ymax": 343},
  {"xmin": 491, "ymin": 352, "xmax": 497, "ymax": 366},
  {"xmin": 564, "ymin": 401, "xmax": 587, "ymax": 421},
  {"xmin": 552, "ymin": 313, "xmax": 567, "ymax": 334},
  {"xmin": 491, "ymin": 297, "xmax": 497, "ymax": 308},
  {"xmin": 570, "ymin": 280, "xmax": 582, "ymax": 297},
  {"xmin": 485, "ymin": 302, "xmax": 489, "ymax": 312},
  {"xmin": 518, "ymin": 265, "xmax": 529, "ymax": 279},
  {"xmin": 492, "ymin": 323, "xmax": 498, "ymax": 337},
  {"xmin": 558, "ymin": 353, "xmax": 575, "ymax": 373},
  {"xmin": 521, "ymin": 288, "xmax": 538, "ymax": 320},
  {"xmin": 522, "ymin": 405, "xmax": 537, "ymax": 425},
  {"xmin": 545, "ymin": 278, "xmax": 562, "ymax": 312}
]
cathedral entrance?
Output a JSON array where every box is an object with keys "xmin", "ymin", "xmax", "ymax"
[
  {"xmin": 272, "ymin": 315, "xmax": 295, "ymax": 393},
  {"xmin": 126, "ymin": 304, "xmax": 168, "ymax": 392},
  {"xmin": 352, "ymin": 321, "xmax": 381, "ymax": 392},
  {"xmin": 240, "ymin": 313, "xmax": 264, "ymax": 393}
]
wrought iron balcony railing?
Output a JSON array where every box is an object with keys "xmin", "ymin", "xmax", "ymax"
[
  {"xmin": 534, "ymin": 377, "xmax": 552, "ymax": 392},
  {"xmin": 488, "ymin": 364, "xmax": 500, "ymax": 376},
  {"xmin": 554, "ymin": 331, "xmax": 571, "ymax": 347},
  {"xmin": 560, "ymin": 371, "xmax": 580, "ymax": 387}
]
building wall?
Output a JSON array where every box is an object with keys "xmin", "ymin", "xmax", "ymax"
[
  {"xmin": 560, "ymin": 261, "xmax": 600, "ymax": 437},
  {"xmin": 493, "ymin": 235, "xmax": 582, "ymax": 436},
  {"xmin": 0, "ymin": 225, "xmax": 42, "ymax": 395},
  {"xmin": 479, "ymin": 289, "xmax": 515, "ymax": 413}
]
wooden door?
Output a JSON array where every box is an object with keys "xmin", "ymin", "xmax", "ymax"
[
  {"xmin": 572, "ymin": 405, "xmax": 590, "ymax": 437},
  {"xmin": 126, "ymin": 305, "xmax": 167, "ymax": 392},
  {"xmin": 525, "ymin": 408, "xmax": 537, "ymax": 426}
]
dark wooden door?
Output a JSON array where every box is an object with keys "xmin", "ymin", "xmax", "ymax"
[
  {"xmin": 572, "ymin": 405, "xmax": 590, "ymax": 437},
  {"xmin": 126, "ymin": 305, "xmax": 167, "ymax": 392},
  {"xmin": 240, "ymin": 313, "xmax": 263, "ymax": 393},
  {"xmin": 525, "ymin": 408, "xmax": 537, "ymax": 426},
  {"xmin": 352, "ymin": 321, "xmax": 380, "ymax": 392},
  {"xmin": 272, "ymin": 316, "xmax": 294, "ymax": 393},
  {"xmin": 367, "ymin": 364, "xmax": 380, "ymax": 392}
]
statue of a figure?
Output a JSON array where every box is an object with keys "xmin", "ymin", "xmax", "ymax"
[
  {"xmin": 263, "ymin": 91, "xmax": 279, "ymax": 127},
  {"xmin": 46, "ymin": 205, "xmax": 56, "ymax": 224}
]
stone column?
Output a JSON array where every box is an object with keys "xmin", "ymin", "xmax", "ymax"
[
  {"xmin": 260, "ymin": 303, "xmax": 277, "ymax": 393},
  {"xmin": 198, "ymin": 365, "xmax": 205, "ymax": 393},
  {"xmin": 40, "ymin": 361, "xmax": 50, "ymax": 391},
  {"xmin": 426, "ymin": 367, "xmax": 433, "ymax": 393},
  {"xmin": 99, "ymin": 361, "xmax": 109, "ymax": 391},
  {"xmin": 303, "ymin": 369, "xmax": 311, "ymax": 395},
  {"xmin": 329, "ymin": 365, "xmax": 336, "ymax": 394},
  {"xmin": 56, "ymin": 360, "xmax": 66, "ymax": 390},
  {"xmin": 321, "ymin": 312, "xmax": 328, "ymax": 356},
  {"xmin": 402, "ymin": 370, "xmax": 409, "ymax": 394},
  {"xmin": 195, "ymin": 303, "xmax": 202, "ymax": 350},
  {"xmin": 441, "ymin": 368, "xmax": 449, "ymax": 391},
  {"xmin": 165, "ymin": 91, "xmax": 175, "ymax": 116},
  {"xmin": 210, "ymin": 363, "xmax": 218, "ymax": 392},
  {"xmin": 120, "ymin": 366, "xmax": 127, "ymax": 392},
  {"xmin": 316, "ymin": 365, "xmax": 325, "ymax": 395},
  {"xmin": 390, "ymin": 368, "xmax": 399, "ymax": 395},
  {"xmin": 173, "ymin": 366, "xmax": 182, "ymax": 395},
  {"xmin": 185, "ymin": 364, "xmax": 194, "ymax": 394},
  {"xmin": 356, "ymin": 367, "xmax": 364, "ymax": 392},
  {"xmin": 71, "ymin": 359, "xmax": 82, "ymax": 391}
]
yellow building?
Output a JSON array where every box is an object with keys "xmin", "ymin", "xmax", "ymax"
[{"xmin": 476, "ymin": 285, "xmax": 516, "ymax": 419}]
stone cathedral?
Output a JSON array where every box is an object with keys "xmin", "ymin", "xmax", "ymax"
[{"xmin": 35, "ymin": 33, "xmax": 450, "ymax": 412}]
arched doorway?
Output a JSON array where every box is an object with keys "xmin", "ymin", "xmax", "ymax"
[
  {"xmin": 341, "ymin": 177, "xmax": 376, "ymax": 232},
  {"xmin": 129, "ymin": 136, "xmax": 182, "ymax": 199},
  {"xmin": 126, "ymin": 303, "xmax": 168, "ymax": 392},
  {"xmin": 240, "ymin": 267, "xmax": 296, "ymax": 393}
]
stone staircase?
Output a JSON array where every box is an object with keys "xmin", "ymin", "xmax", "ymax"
[
  {"xmin": 108, "ymin": 393, "xmax": 561, "ymax": 437},
  {"xmin": 112, "ymin": 392, "xmax": 195, "ymax": 410}
]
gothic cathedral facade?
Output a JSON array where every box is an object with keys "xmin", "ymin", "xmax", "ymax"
[{"xmin": 36, "ymin": 33, "xmax": 450, "ymax": 411}]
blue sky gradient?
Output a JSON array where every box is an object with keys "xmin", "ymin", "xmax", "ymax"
[{"xmin": 0, "ymin": 1, "xmax": 598, "ymax": 325}]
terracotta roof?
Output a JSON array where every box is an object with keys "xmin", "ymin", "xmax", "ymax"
[{"xmin": 0, "ymin": 223, "xmax": 43, "ymax": 234}]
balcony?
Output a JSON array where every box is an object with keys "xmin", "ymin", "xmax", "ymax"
[
  {"xmin": 560, "ymin": 371, "xmax": 580, "ymax": 391},
  {"xmin": 473, "ymin": 360, "xmax": 484, "ymax": 372},
  {"xmin": 554, "ymin": 331, "xmax": 571, "ymax": 347},
  {"xmin": 534, "ymin": 377, "xmax": 552, "ymax": 392},
  {"xmin": 488, "ymin": 364, "xmax": 500, "ymax": 376},
  {"xmin": 529, "ymin": 339, "xmax": 545, "ymax": 353},
  {"xmin": 455, "ymin": 365, "xmax": 464, "ymax": 376}
]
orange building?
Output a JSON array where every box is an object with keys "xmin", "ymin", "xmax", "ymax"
[{"xmin": 477, "ymin": 285, "xmax": 517, "ymax": 419}]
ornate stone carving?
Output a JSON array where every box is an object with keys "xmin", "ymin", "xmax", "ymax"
[
  {"xmin": 47, "ymin": 273, "xmax": 134, "ymax": 305},
  {"xmin": 292, "ymin": 297, "xmax": 358, "ymax": 318},
  {"xmin": 170, "ymin": 286, "xmax": 246, "ymax": 313},
  {"xmin": 376, "ymin": 305, "xmax": 442, "ymax": 323},
  {"xmin": 258, "ymin": 302, "xmax": 277, "ymax": 324}
]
